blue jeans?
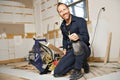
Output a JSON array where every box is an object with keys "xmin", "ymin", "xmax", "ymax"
[{"xmin": 54, "ymin": 41, "xmax": 90, "ymax": 75}]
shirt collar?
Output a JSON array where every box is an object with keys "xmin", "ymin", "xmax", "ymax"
[
  {"xmin": 62, "ymin": 14, "xmax": 76, "ymax": 25},
  {"xmin": 71, "ymin": 15, "xmax": 76, "ymax": 22}
]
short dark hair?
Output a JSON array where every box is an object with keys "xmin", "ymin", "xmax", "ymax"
[{"xmin": 57, "ymin": 2, "xmax": 68, "ymax": 11}]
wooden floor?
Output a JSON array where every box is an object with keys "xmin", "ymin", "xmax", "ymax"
[
  {"xmin": 82, "ymin": 63, "xmax": 120, "ymax": 80},
  {"xmin": 0, "ymin": 61, "xmax": 120, "ymax": 80},
  {"xmin": 0, "ymin": 73, "xmax": 29, "ymax": 80}
]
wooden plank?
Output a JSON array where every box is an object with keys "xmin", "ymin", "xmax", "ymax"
[
  {"xmin": 98, "ymin": 68, "xmax": 111, "ymax": 74},
  {"xmin": 84, "ymin": 72, "xmax": 95, "ymax": 79},
  {"xmin": 88, "ymin": 57, "xmax": 104, "ymax": 62},
  {"xmin": 93, "ymin": 68, "xmax": 106, "ymax": 76},
  {"xmin": 78, "ymin": 76, "xmax": 86, "ymax": 80},
  {"xmin": 91, "ymin": 46, "xmax": 94, "ymax": 58},
  {"xmin": 0, "ymin": 73, "xmax": 29, "ymax": 80},
  {"xmin": 46, "ymin": 43, "xmax": 63, "ymax": 55},
  {"xmin": 90, "ymin": 67, "xmax": 101, "ymax": 77},
  {"xmin": 104, "ymin": 32, "xmax": 112, "ymax": 64},
  {"xmin": 0, "ymin": 58, "xmax": 25, "ymax": 64},
  {"xmin": 118, "ymin": 48, "xmax": 120, "ymax": 63}
]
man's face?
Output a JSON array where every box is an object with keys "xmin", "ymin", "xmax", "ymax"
[{"xmin": 57, "ymin": 4, "xmax": 70, "ymax": 20}]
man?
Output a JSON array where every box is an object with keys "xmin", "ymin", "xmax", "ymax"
[{"xmin": 53, "ymin": 2, "xmax": 91, "ymax": 80}]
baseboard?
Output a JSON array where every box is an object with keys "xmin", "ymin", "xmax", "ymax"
[
  {"xmin": 88, "ymin": 57, "xmax": 118, "ymax": 63},
  {"xmin": 0, "ymin": 57, "xmax": 118, "ymax": 65},
  {"xmin": 0, "ymin": 58, "xmax": 25, "ymax": 64}
]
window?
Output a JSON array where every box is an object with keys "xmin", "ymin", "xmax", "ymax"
[{"xmin": 61, "ymin": 0, "xmax": 89, "ymax": 21}]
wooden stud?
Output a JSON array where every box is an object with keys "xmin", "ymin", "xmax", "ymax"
[
  {"xmin": 91, "ymin": 45, "xmax": 94, "ymax": 58},
  {"xmin": 118, "ymin": 48, "xmax": 120, "ymax": 63},
  {"xmin": 104, "ymin": 32, "xmax": 112, "ymax": 64}
]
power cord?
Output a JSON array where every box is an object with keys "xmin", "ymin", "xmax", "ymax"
[{"xmin": 90, "ymin": 7, "xmax": 105, "ymax": 47}]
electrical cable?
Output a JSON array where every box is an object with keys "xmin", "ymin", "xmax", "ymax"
[{"xmin": 90, "ymin": 7, "xmax": 105, "ymax": 47}]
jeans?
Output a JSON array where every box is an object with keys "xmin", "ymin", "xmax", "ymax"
[{"xmin": 54, "ymin": 41, "xmax": 90, "ymax": 75}]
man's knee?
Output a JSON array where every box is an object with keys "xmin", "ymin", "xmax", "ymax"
[{"xmin": 54, "ymin": 67, "xmax": 63, "ymax": 74}]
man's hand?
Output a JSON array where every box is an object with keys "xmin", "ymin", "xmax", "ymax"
[
  {"xmin": 63, "ymin": 49, "xmax": 66, "ymax": 56},
  {"xmin": 68, "ymin": 33, "xmax": 79, "ymax": 41}
]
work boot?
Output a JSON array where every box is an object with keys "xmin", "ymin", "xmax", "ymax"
[
  {"xmin": 83, "ymin": 62, "xmax": 90, "ymax": 73},
  {"xmin": 69, "ymin": 69, "xmax": 83, "ymax": 80},
  {"xmin": 40, "ymin": 65, "xmax": 51, "ymax": 75},
  {"xmin": 53, "ymin": 74, "xmax": 65, "ymax": 77}
]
